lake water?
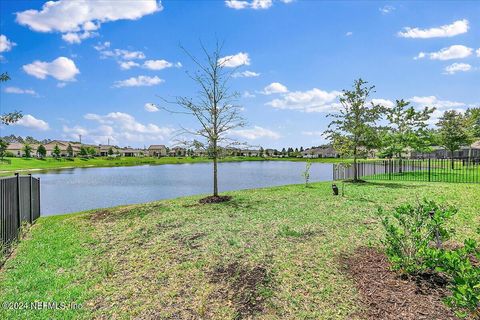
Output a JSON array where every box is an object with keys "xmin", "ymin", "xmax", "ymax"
[{"xmin": 36, "ymin": 161, "xmax": 333, "ymax": 216}]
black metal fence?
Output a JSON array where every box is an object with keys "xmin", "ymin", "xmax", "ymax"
[
  {"xmin": 1, "ymin": 174, "xmax": 40, "ymax": 252},
  {"xmin": 333, "ymin": 158, "xmax": 480, "ymax": 184}
]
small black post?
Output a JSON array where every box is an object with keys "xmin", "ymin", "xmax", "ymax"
[
  {"xmin": 428, "ymin": 158, "xmax": 431, "ymax": 182},
  {"xmin": 38, "ymin": 177, "xmax": 41, "ymax": 218},
  {"xmin": 15, "ymin": 173, "xmax": 21, "ymax": 229},
  {"xmin": 332, "ymin": 184, "xmax": 339, "ymax": 196},
  {"xmin": 29, "ymin": 174, "xmax": 33, "ymax": 223}
]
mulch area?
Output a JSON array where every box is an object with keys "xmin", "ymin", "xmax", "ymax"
[
  {"xmin": 199, "ymin": 195, "xmax": 232, "ymax": 204},
  {"xmin": 341, "ymin": 247, "xmax": 458, "ymax": 320}
]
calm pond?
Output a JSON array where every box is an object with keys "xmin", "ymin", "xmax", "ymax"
[{"xmin": 36, "ymin": 161, "xmax": 333, "ymax": 215}]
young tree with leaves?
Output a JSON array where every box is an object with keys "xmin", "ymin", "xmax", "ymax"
[
  {"xmin": 437, "ymin": 110, "xmax": 472, "ymax": 169},
  {"xmin": 52, "ymin": 144, "xmax": 61, "ymax": 158},
  {"xmin": 382, "ymin": 99, "xmax": 434, "ymax": 158},
  {"xmin": 23, "ymin": 144, "xmax": 32, "ymax": 158},
  {"xmin": 0, "ymin": 139, "xmax": 8, "ymax": 160},
  {"xmin": 67, "ymin": 144, "xmax": 74, "ymax": 157},
  {"xmin": 37, "ymin": 145, "xmax": 47, "ymax": 158},
  {"xmin": 160, "ymin": 42, "xmax": 246, "ymax": 200},
  {"xmin": 108, "ymin": 147, "xmax": 114, "ymax": 156},
  {"xmin": 0, "ymin": 72, "xmax": 23, "ymax": 125},
  {"xmin": 325, "ymin": 79, "xmax": 383, "ymax": 181}
]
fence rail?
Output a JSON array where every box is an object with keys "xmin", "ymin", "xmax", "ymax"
[
  {"xmin": 1, "ymin": 174, "xmax": 40, "ymax": 253},
  {"xmin": 333, "ymin": 158, "xmax": 480, "ymax": 184}
]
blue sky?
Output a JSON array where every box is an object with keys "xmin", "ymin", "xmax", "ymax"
[{"xmin": 0, "ymin": 0, "xmax": 479, "ymax": 149}]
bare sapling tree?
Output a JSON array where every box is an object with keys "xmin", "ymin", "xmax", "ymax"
[{"xmin": 160, "ymin": 42, "xmax": 246, "ymax": 202}]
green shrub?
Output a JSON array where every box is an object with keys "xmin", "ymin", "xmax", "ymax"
[
  {"xmin": 380, "ymin": 199, "xmax": 457, "ymax": 274},
  {"xmin": 426, "ymin": 239, "xmax": 480, "ymax": 318}
]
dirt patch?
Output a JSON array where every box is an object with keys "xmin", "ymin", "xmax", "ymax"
[
  {"xmin": 199, "ymin": 195, "xmax": 232, "ymax": 204},
  {"xmin": 89, "ymin": 209, "xmax": 111, "ymax": 221},
  {"xmin": 209, "ymin": 262, "xmax": 272, "ymax": 319},
  {"xmin": 172, "ymin": 232, "xmax": 206, "ymax": 249},
  {"xmin": 341, "ymin": 247, "xmax": 458, "ymax": 320}
]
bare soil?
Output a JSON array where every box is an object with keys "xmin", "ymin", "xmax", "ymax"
[
  {"xmin": 199, "ymin": 195, "xmax": 232, "ymax": 204},
  {"xmin": 341, "ymin": 246, "xmax": 458, "ymax": 320}
]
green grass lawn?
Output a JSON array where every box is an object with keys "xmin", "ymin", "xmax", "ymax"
[
  {"xmin": 1, "ymin": 180, "xmax": 479, "ymax": 319},
  {"xmin": 0, "ymin": 156, "xmax": 349, "ymax": 175}
]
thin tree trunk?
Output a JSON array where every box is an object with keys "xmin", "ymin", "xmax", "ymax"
[
  {"xmin": 213, "ymin": 156, "xmax": 218, "ymax": 196},
  {"xmin": 451, "ymin": 150, "xmax": 454, "ymax": 170},
  {"xmin": 353, "ymin": 147, "xmax": 358, "ymax": 181}
]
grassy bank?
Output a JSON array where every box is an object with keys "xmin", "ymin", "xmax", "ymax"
[
  {"xmin": 1, "ymin": 180, "xmax": 478, "ymax": 319},
  {"xmin": 0, "ymin": 156, "xmax": 348, "ymax": 175}
]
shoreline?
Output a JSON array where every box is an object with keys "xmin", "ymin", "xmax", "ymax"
[{"xmin": 0, "ymin": 156, "xmax": 350, "ymax": 176}]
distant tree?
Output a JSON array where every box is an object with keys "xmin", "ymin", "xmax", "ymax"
[
  {"xmin": 160, "ymin": 42, "xmax": 246, "ymax": 199},
  {"xmin": 437, "ymin": 110, "xmax": 472, "ymax": 169},
  {"xmin": 465, "ymin": 107, "xmax": 480, "ymax": 139},
  {"xmin": 381, "ymin": 99, "xmax": 434, "ymax": 160},
  {"xmin": 23, "ymin": 144, "xmax": 32, "ymax": 158},
  {"xmin": 0, "ymin": 72, "xmax": 23, "ymax": 125},
  {"xmin": 281, "ymin": 147, "xmax": 286, "ymax": 156},
  {"xmin": 108, "ymin": 147, "xmax": 114, "ymax": 156},
  {"xmin": 0, "ymin": 139, "xmax": 8, "ymax": 160},
  {"xmin": 259, "ymin": 147, "xmax": 264, "ymax": 157},
  {"xmin": 67, "ymin": 144, "xmax": 74, "ymax": 157},
  {"xmin": 79, "ymin": 146, "xmax": 88, "ymax": 157},
  {"xmin": 87, "ymin": 147, "xmax": 97, "ymax": 157},
  {"xmin": 299, "ymin": 146, "xmax": 304, "ymax": 152},
  {"xmin": 52, "ymin": 144, "xmax": 61, "ymax": 158},
  {"xmin": 325, "ymin": 79, "xmax": 383, "ymax": 182},
  {"xmin": 25, "ymin": 136, "xmax": 39, "ymax": 144},
  {"xmin": 37, "ymin": 144, "xmax": 47, "ymax": 158}
]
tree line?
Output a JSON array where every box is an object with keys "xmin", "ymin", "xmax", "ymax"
[{"xmin": 325, "ymin": 79, "xmax": 479, "ymax": 181}]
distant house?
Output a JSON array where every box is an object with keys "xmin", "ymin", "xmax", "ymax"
[
  {"xmin": 410, "ymin": 140, "xmax": 480, "ymax": 159},
  {"xmin": 168, "ymin": 147, "xmax": 187, "ymax": 157},
  {"xmin": 301, "ymin": 145, "xmax": 339, "ymax": 158},
  {"xmin": 119, "ymin": 148, "xmax": 144, "ymax": 157},
  {"xmin": 98, "ymin": 145, "xmax": 119, "ymax": 157},
  {"xmin": 148, "ymin": 145, "xmax": 167, "ymax": 157}
]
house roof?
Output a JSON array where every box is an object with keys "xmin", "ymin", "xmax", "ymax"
[{"xmin": 148, "ymin": 145, "xmax": 166, "ymax": 149}]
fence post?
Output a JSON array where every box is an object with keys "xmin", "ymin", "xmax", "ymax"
[
  {"xmin": 29, "ymin": 174, "xmax": 33, "ymax": 223},
  {"xmin": 15, "ymin": 173, "xmax": 21, "ymax": 229},
  {"xmin": 38, "ymin": 177, "xmax": 41, "ymax": 218},
  {"xmin": 428, "ymin": 158, "xmax": 431, "ymax": 182},
  {"xmin": 389, "ymin": 159, "xmax": 392, "ymax": 180}
]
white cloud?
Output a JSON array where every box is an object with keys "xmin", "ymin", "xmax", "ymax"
[
  {"xmin": 345, "ymin": 31, "xmax": 353, "ymax": 36},
  {"xmin": 225, "ymin": 0, "xmax": 273, "ymax": 10},
  {"xmin": 98, "ymin": 48, "xmax": 146, "ymax": 60},
  {"xmin": 301, "ymin": 131, "xmax": 325, "ymax": 137},
  {"xmin": 231, "ymin": 126, "xmax": 280, "ymax": 140},
  {"xmin": 119, "ymin": 61, "xmax": 140, "ymax": 70},
  {"xmin": 143, "ymin": 59, "xmax": 172, "ymax": 70},
  {"xmin": 379, "ymin": 5, "xmax": 395, "ymax": 14},
  {"xmin": 476, "ymin": 48, "xmax": 480, "ymax": 57},
  {"xmin": 113, "ymin": 75, "xmax": 163, "ymax": 88},
  {"xmin": 266, "ymin": 88, "xmax": 342, "ymax": 113},
  {"xmin": 62, "ymin": 30, "xmax": 98, "ymax": 44},
  {"xmin": 398, "ymin": 19, "xmax": 469, "ymax": 39},
  {"xmin": 262, "ymin": 82, "xmax": 288, "ymax": 95},
  {"xmin": 0, "ymin": 34, "xmax": 16, "ymax": 52},
  {"xmin": 218, "ymin": 52, "xmax": 250, "ymax": 67},
  {"xmin": 15, "ymin": 114, "xmax": 49, "ymax": 131},
  {"xmin": 16, "ymin": 0, "xmax": 161, "ymax": 43},
  {"xmin": 4, "ymin": 87, "xmax": 37, "ymax": 96},
  {"xmin": 443, "ymin": 62, "xmax": 472, "ymax": 75},
  {"xmin": 409, "ymin": 96, "xmax": 465, "ymax": 109},
  {"xmin": 81, "ymin": 111, "xmax": 174, "ymax": 144},
  {"xmin": 233, "ymin": 70, "xmax": 260, "ymax": 78},
  {"xmin": 371, "ymin": 98, "xmax": 395, "ymax": 108},
  {"xmin": 144, "ymin": 103, "xmax": 159, "ymax": 112},
  {"xmin": 243, "ymin": 91, "xmax": 256, "ymax": 98},
  {"xmin": 415, "ymin": 45, "xmax": 472, "ymax": 60},
  {"xmin": 23, "ymin": 57, "xmax": 80, "ymax": 81}
]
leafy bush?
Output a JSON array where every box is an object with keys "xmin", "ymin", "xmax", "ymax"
[
  {"xmin": 381, "ymin": 200, "xmax": 480, "ymax": 318},
  {"xmin": 426, "ymin": 239, "xmax": 480, "ymax": 318},
  {"xmin": 380, "ymin": 199, "xmax": 457, "ymax": 274}
]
